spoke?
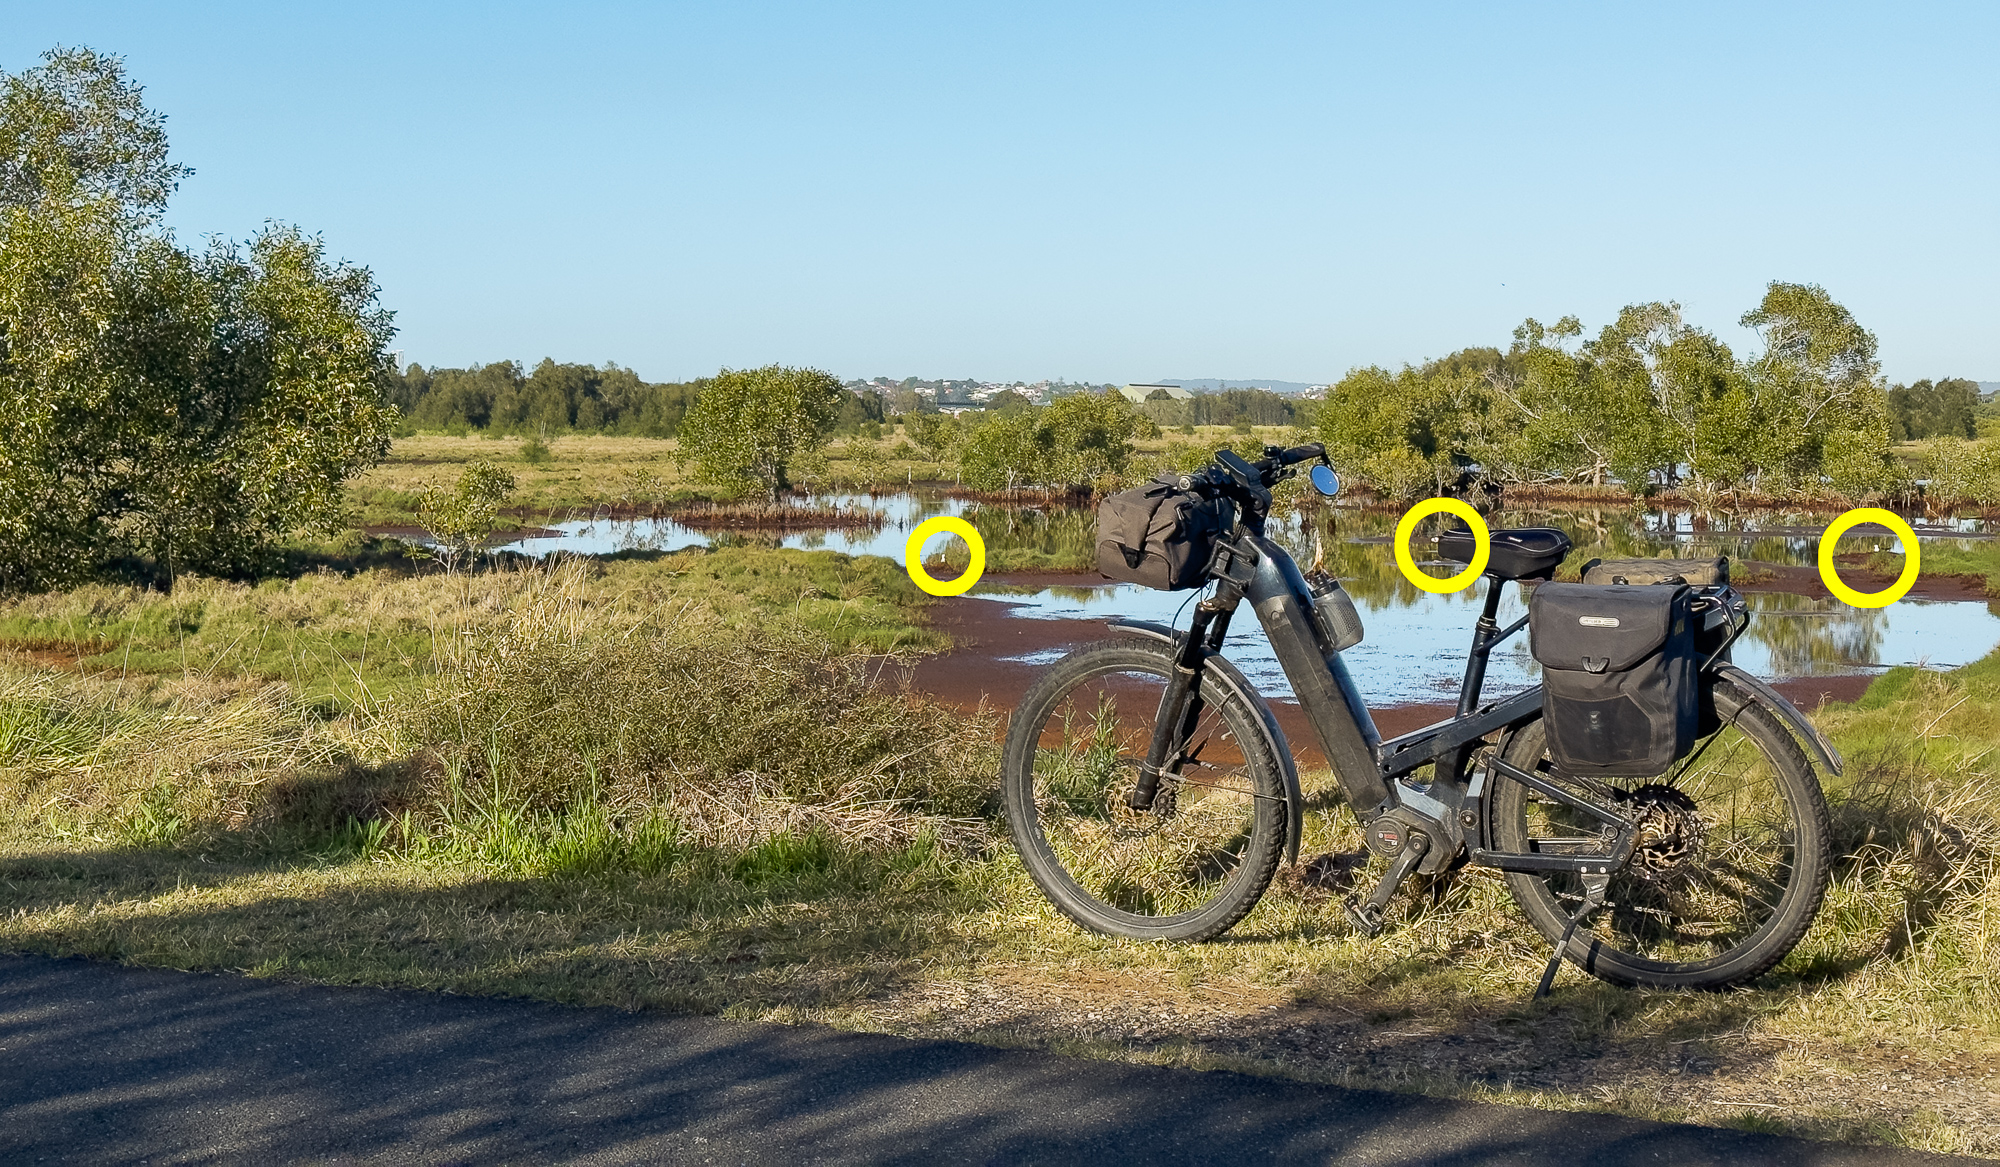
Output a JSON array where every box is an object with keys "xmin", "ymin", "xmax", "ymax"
[
  {"xmin": 1022, "ymin": 661, "xmax": 1274, "ymax": 922},
  {"xmin": 1174, "ymin": 774, "xmax": 1284, "ymax": 802}
]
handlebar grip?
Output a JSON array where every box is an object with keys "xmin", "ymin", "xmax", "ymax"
[{"xmin": 1277, "ymin": 442, "xmax": 1326, "ymax": 466}]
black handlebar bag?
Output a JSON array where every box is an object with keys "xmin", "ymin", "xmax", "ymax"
[
  {"xmin": 1530, "ymin": 583, "xmax": 1699, "ymax": 777},
  {"xmin": 1095, "ymin": 474, "xmax": 1233, "ymax": 591}
]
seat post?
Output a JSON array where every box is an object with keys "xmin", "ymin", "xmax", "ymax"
[{"xmin": 1456, "ymin": 576, "xmax": 1506, "ymax": 717}]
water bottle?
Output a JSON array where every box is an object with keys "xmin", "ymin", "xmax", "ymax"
[{"xmin": 1305, "ymin": 570, "xmax": 1364, "ymax": 653}]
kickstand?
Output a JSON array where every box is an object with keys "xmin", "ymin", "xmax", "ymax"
[{"xmin": 1533, "ymin": 873, "xmax": 1610, "ymax": 1001}]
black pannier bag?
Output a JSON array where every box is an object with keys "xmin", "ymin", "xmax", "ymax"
[
  {"xmin": 1095, "ymin": 473, "xmax": 1234, "ymax": 590},
  {"xmin": 1530, "ymin": 583, "xmax": 1699, "ymax": 777}
]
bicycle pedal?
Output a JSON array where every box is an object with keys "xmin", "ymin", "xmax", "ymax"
[{"xmin": 1343, "ymin": 895, "xmax": 1384, "ymax": 938}]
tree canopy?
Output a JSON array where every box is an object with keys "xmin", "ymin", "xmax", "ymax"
[
  {"xmin": 1888, "ymin": 377, "xmax": 1979, "ymax": 441},
  {"xmin": 676, "ymin": 365, "xmax": 845, "ymax": 502},
  {"xmin": 956, "ymin": 390, "xmax": 1155, "ymax": 492},
  {"xmin": 0, "ymin": 47, "xmax": 398, "ymax": 590},
  {"xmin": 1318, "ymin": 283, "xmax": 1906, "ymax": 502}
]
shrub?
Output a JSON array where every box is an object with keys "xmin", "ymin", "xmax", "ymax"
[
  {"xmin": 1921, "ymin": 438, "xmax": 2000, "ymax": 509},
  {"xmin": 412, "ymin": 565, "xmax": 996, "ymax": 849},
  {"xmin": 415, "ymin": 461, "xmax": 515, "ymax": 571}
]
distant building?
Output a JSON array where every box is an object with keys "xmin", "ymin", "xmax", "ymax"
[{"xmin": 1118, "ymin": 383, "xmax": 1194, "ymax": 404}]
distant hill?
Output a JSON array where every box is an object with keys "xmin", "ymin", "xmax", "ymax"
[
  {"xmin": 1155, "ymin": 378, "xmax": 1319, "ymax": 395},
  {"xmin": 1981, "ymin": 382, "xmax": 2000, "ymax": 399}
]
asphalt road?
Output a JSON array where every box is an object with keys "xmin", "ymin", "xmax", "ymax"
[{"xmin": 0, "ymin": 953, "xmax": 1978, "ymax": 1165}]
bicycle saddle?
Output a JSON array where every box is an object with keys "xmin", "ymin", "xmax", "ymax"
[{"xmin": 1437, "ymin": 525, "xmax": 1573, "ymax": 581}]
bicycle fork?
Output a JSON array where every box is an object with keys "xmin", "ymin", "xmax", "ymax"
[{"xmin": 1127, "ymin": 598, "xmax": 1232, "ymax": 812}]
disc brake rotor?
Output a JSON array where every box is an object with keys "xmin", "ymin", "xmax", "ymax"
[{"xmin": 1104, "ymin": 757, "xmax": 1177, "ymax": 835}]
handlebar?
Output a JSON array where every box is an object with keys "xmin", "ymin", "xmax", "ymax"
[
  {"xmin": 1271, "ymin": 441, "xmax": 1326, "ymax": 468},
  {"xmin": 1164, "ymin": 439, "xmax": 1331, "ymax": 543},
  {"xmin": 1183, "ymin": 442, "xmax": 1329, "ymax": 507}
]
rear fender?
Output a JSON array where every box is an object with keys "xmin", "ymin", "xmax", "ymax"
[
  {"xmin": 1710, "ymin": 664, "xmax": 1844, "ymax": 777},
  {"xmin": 1107, "ymin": 618, "xmax": 1305, "ymax": 864}
]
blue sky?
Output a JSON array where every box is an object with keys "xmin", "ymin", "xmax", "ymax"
[{"xmin": 9, "ymin": 2, "xmax": 1996, "ymax": 385}]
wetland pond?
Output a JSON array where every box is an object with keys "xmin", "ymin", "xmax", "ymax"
[{"xmin": 494, "ymin": 491, "xmax": 2000, "ymax": 709}]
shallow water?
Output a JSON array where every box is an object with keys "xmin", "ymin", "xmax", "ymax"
[
  {"xmin": 977, "ymin": 582, "xmax": 1997, "ymax": 706},
  {"xmin": 492, "ymin": 491, "xmax": 2000, "ymax": 703},
  {"xmin": 490, "ymin": 492, "xmax": 973, "ymax": 560}
]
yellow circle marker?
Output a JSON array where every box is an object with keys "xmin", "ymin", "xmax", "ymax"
[
  {"xmin": 1394, "ymin": 498, "xmax": 1490, "ymax": 594},
  {"xmin": 905, "ymin": 515, "xmax": 986, "ymax": 597},
  {"xmin": 1818, "ymin": 507, "xmax": 1919, "ymax": 608}
]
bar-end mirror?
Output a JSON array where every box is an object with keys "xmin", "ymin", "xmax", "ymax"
[{"xmin": 1309, "ymin": 463, "xmax": 1340, "ymax": 497}]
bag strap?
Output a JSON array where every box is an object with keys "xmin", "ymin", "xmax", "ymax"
[{"xmin": 1119, "ymin": 484, "xmax": 1177, "ymax": 566}]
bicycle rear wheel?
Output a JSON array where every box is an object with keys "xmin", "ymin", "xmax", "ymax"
[
  {"xmin": 1001, "ymin": 638, "xmax": 1287, "ymax": 942},
  {"xmin": 1487, "ymin": 678, "xmax": 1831, "ymax": 989}
]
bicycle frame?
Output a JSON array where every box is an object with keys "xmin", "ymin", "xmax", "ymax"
[
  {"xmin": 1120, "ymin": 478, "xmax": 1849, "ymax": 921},
  {"xmin": 1130, "ymin": 527, "xmax": 1657, "ymax": 886}
]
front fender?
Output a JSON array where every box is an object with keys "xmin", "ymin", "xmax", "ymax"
[
  {"xmin": 1711, "ymin": 664, "xmax": 1844, "ymax": 777},
  {"xmin": 1107, "ymin": 619, "xmax": 1306, "ymax": 864}
]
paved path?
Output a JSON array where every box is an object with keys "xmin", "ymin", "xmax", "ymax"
[{"xmin": 0, "ymin": 953, "xmax": 1978, "ymax": 1165}]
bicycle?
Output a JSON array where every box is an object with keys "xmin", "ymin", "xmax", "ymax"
[{"xmin": 1001, "ymin": 442, "xmax": 1842, "ymax": 992}]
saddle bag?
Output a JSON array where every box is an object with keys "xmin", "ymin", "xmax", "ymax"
[
  {"xmin": 1095, "ymin": 474, "xmax": 1234, "ymax": 590},
  {"xmin": 1530, "ymin": 583, "xmax": 1699, "ymax": 777}
]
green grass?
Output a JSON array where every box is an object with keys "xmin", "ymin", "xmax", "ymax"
[
  {"xmin": 1870, "ymin": 540, "xmax": 2000, "ymax": 597},
  {"xmin": 1, "ymin": 555, "xmax": 1996, "ymax": 1155}
]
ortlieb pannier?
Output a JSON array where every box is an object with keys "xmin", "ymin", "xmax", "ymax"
[
  {"xmin": 1530, "ymin": 583, "xmax": 1698, "ymax": 777},
  {"xmin": 1095, "ymin": 473, "xmax": 1234, "ymax": 590}
]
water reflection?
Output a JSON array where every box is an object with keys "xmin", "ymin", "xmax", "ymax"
[
  {"xmin": 980, "ymin": 582, "xmax": 1997, "ymax": 706},
  {"xmin": 490, "ymin": 491, "xmax": 2000, "ymax": 701}
]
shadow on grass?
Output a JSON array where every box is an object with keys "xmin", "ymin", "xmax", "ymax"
[{"xmin": 0, "ymin": 823, "xmax": 986, "ymax": 1019}]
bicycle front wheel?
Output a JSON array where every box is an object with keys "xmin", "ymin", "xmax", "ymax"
[
  {"xmin": 1001, "ymin": 638, "xmax": 1287, "ymax": 942},
  {"xmin": 1487, "ymin": 677, "xmax": 1832, "ymax": 989}
]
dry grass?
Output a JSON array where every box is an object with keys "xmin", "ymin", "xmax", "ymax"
[
  {"xmin": 1, "ymin": 553, "xmax": 1998, "ymax": 1155},
  {"xmin": 665, "ymin": 500, "xmax": 887, "ymax": 532},
  {"xmin": 344, "ymin": 427, "xmax": 1310, "ymax": 529},
  {"xmin": 347, "ymin": 434, "xmax": 702, "ymax": 525},
  {"xmin": 412, "ymin": 561, "xmax": 994, "ymax": 848}
]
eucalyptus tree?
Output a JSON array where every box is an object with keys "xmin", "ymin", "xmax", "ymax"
[
  {"xmin": 1740, "ymin": 281, "xmax": 1897, "ymax": 496},
  {"xmin": 1481, "ymin": 317, "xmax": 1659, "ymax": 490},
  {"xmin": 1890, "ymin": 378, "xmax": 1979, "ymax": 441},
  {"xmin": 1578, "ymin": 303, "xmax": 1751, "ymax": 494}
]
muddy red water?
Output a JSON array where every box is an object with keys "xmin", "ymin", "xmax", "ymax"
[{"xmin": 903, "ymin": 568, "xmax": 1891, "ymax": 763}]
